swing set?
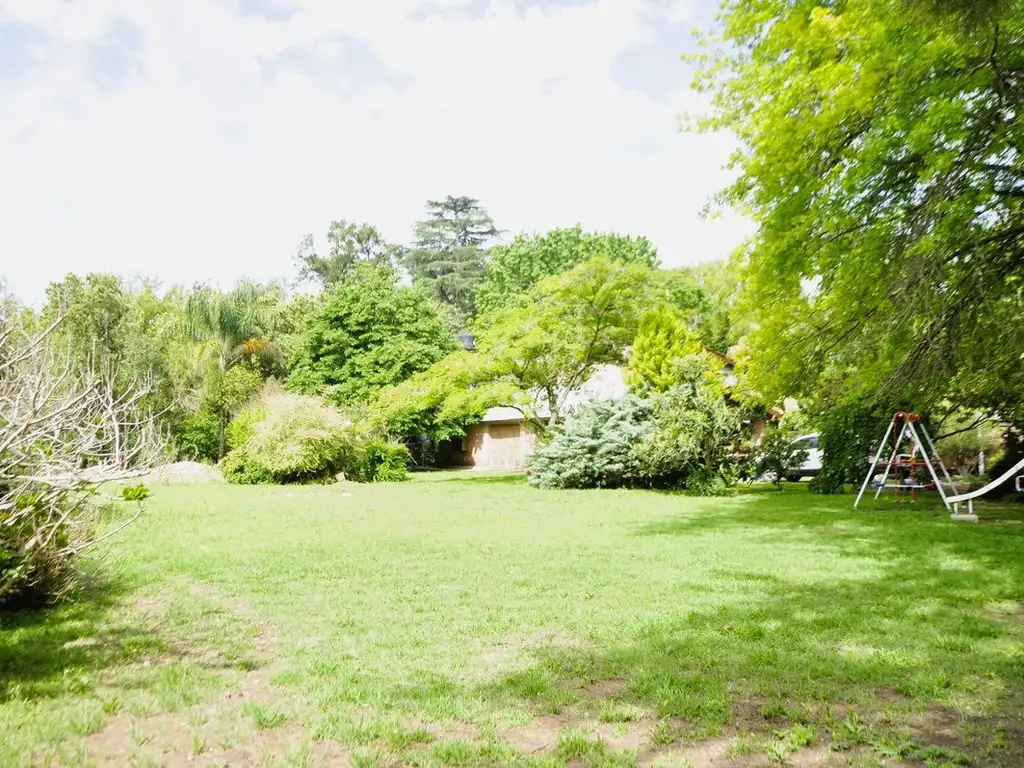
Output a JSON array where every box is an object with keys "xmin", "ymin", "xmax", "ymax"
[{"xmin": 853, "ymin": 411, "xmax": 1024, "ymax": 520}]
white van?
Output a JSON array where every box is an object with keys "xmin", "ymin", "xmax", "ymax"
[{"xmin": 787, "ymin": 433, "xmax": 823, "ymax": 481}]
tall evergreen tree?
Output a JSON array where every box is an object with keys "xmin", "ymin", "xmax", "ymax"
[{"xmin": 402, "ymin": 196, "xmax": 499, "ymax": 319}]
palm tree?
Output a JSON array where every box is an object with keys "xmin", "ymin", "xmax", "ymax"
[{"xmin": 184, "ymin": 281, "xmax": 283, "ymax": 459}]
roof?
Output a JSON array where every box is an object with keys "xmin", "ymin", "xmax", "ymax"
[{"xmin": 479, "ymin": 365, "xmax": 629, "ymax": 423}]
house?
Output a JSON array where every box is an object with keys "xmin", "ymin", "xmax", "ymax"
[
  {"xmin": 437, "ymin": 334, "xmax": 793, "ymax": 471},
  {"xmin": 438, "ymin": 364, "xmax": 629, "ymax": 471}
]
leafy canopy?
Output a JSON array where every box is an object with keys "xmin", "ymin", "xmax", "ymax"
[
  {"xmin": 374, "ymin": 258, "xmax": 656, "ymax": 438},
  {"xmin": 287, "ymin": 265, "xmax": 457, "ymax": 405},
  {"xmin": 296, "ymin": 219, "xmax": 403, "ymax": 288},
  {"xmin": 627, "ymin": 305, "xmax": 707, "ymax": 393},
  {"xmin": 694, "ymin": 0, "xmax": 1024, "ymax": 424},
  {"xmin": 475, "ymin": 227, "xmax": 659, "ymax": 315}
]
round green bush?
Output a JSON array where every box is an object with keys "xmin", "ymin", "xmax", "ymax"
[{"xmin": 221, "ymin": 394, "xmax": 364, "ymax": 485}]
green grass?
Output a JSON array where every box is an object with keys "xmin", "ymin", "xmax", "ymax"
[{"xmin": 1, "ymin": 473, "xmax": 1022, "ymax": 766}]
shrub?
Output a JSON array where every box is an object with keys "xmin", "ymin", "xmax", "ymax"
[
  {"xmin": 637, "ymin": 357, "xmax": 741, "ymax": 493},
  {"xmin": 173, "ymin": 410, "xmax": 220, "ymax": 463},
  {"xmin": 526, "ymin": 396, "xmax": 656, "ymax": 489},
  {"xmin": 225, "ymin": 402, "xmax": 268, "ymax": 453},
  {"xmin": 222, "ymin": 394, "xmax": 366, "ymax": 485},
  {"xmin": 808, "ymin": 399, "xmax": 912, "ymax": 494},
  {"xmin": 360, "ymin": 440, "xmax": 411, "ymax": 483},
  {"xmin": 527, "ymin": 356, "xmax": 740, "ymax": 495}
]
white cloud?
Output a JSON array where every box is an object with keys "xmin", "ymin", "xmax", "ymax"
[{"xmin": 0, "ymin": 0, "xmax": 750, "ymax": 304}]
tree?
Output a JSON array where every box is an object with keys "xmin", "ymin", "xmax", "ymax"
[
  {"xmin": 402, "ymin": 196, "xmax": 499, "ymax": 318},
  {"xmin": 296, "ymin": 220, "xmax": 403, "ymax": 288},
  {"xmin": 637, "ymin": 356, "xmax": 741, "ymax": 494},
  {"xmin": 627, "ymin": 305, "xmax": 707, "ymax": 392},
  {"xmin": 42, "ymin": 274, "xmax": 188, "ymax": 448},
  {"xmin": 477, "ymin": 258, "xmax": 653, "ymax": 427},
  {"xmin": 287, "ymin": 265, "xmax": 457, "ymax": 406},
  {"xmin": 372, "ymin": 351, "xmax": 520, "ymax": 442},
  {"xmin": 374, "ymin": 258, "xmax": 656, "ymax": 439},
  {"xmin": 42, "ymin": 273, "xmax": 129, "ymax": 367},
  {"xmin": 693, "ymin": 0, "xmax": 1024, "ymax": 428},
  {"xmin": 184, "ymin": 280, "xmax": 283, "ymax": 458},
  {"xmin": 475, "ymin": 227, "xmax": 659, "ymax": 315},
  {"xmin": 1, "ymin": 311, "xmax": 156, "ymax": 606}
]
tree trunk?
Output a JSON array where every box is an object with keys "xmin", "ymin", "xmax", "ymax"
[{"xmin": 218, "ymin": 412, "xmax": 228, "ymax": 460}]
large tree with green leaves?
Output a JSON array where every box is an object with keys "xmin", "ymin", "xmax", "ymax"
[
  {"xmin": 287, "ymin": 265, "xmax": 457, "ymax": 406},
  {"xmin": 402, "ymin": 196, "xmax": 499, "ymax": 319},
  {"xmin": 626, "ymin": 305, "xmax": 707, "ymax": 393},
  {"xmin": 184, "ymin": 280, "xmax": 284, "ymax": 458},
  {"xmin": 42, "ymin": 274, "xmax": 188, "ymax": 440},
  {"xmin": 374, "ymin": 258, "xmax": 655, "ymax": 436},
  {"xmin": 694, "ymin": 0, "xmax": 1024, "ymax": 427},
  {"xmin": 474, "ymin": 226, "xmax": 659, "ymax": 315},
  {"xmin": 296, "ymin": 219, "xmax": 403, "ymax": 289}
]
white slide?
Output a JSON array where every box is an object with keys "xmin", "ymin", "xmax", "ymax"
[{"xmin": 946, "ymin": 456, "xmax": 1024, "ymax": 519}]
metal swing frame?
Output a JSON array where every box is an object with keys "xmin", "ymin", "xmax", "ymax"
[{"xmin": 854, "ymin": 412, "xmax": 960, "ymax": 513}]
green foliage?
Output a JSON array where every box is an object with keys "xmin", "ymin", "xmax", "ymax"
[
  {"xmin": 985, "ymin": 429, "xmax": 1024, "ymax": 499},
  {"xmin": 627, "ymin": 305, "xmax": 706, "ymax": 393},
  {"xmin": 529, "ymin": 357, "xmax": 739, "ymax": 494},
  {"xmin": 120, "ymin": 484, "xmax": 151, "ymax": 502},
  {"xmin": 42, "ymin": 274, "xmax": 188, "ymax": 445},
  {"xmin": 373, "ymin": 257, "xmax": 655, "ymax": 441},
  {"xmin": 638, "ymin": 356, "xmax": 741, "ymax": 493},
  {"xmin": 184, "ymin": 279, "xmax": 284, "ymax": 458},
  {"xmin": 174, "ymin": 410, "xmax": 221, "ymax": 463},
  {"xmin": 934, "ymin": 416, "xmax": 1004, "ymax": 476},
  {"xmin": 295, "ymin": 220, "xmax": 403, "ymax": 288},
  {"xmin": 287, "ymin": 265, "xmax": 456, "ymax": 406},
  {"xmin": 476, "ymin": 258, "xmax": 654, "ymax": 426},
  {"xmin": 200, "ymin": 363, "xmax": 264, "ymax": 418},
  {"xmin": 221, "ymin": 394, "xmax": 366, "ymax": 485},
  {"xmin": 694, "ymin": 0, "xmax": 1024, "ymax": 430},
  {"xmin": 402, "ymin": 196, "xmax": 498, "ymax": 319},
  {"xmin": 371, "ymin": 352, "xmax": 519, "ymax": 442},
  {"xmin": 756, "ymin": 424, "xmax": 810, "ymax": 488},
  {"xmin": 655, "ymin": 266, "xmax": 737, "ymax": 353},
  {"xmin": 808, "ymin": 400, "xmax": 903, "ymax": 494},
  {"xmin": 360, "ymin": 440, "xmax": 411, "ymax": 483},
  {"xmin": 225, "ymin": 400, "xmax": 269, "ymax": 453},
  {"xmin": 475, "ymin": 226, "xmax": 659, "ymax": 315},
  {"xmin": 527, "ymin": 396, "xmax": 656, "ymax": 489},
  {"xmin": 42, "ymin": 273, "xmax": 129, "ymax": 364}
]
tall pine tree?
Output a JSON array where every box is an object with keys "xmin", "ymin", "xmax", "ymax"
[{"xmin": 403, "ymin": 196, "xmax": 499, "ymax": 320}]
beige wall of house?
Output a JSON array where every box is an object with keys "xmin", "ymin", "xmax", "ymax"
[{"xmin": 461, "ymin": 421, "xmax": 536, "ymax": 471}]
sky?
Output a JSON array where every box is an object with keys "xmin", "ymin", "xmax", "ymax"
[{"xmin": 0, "ymin": 0, "xmax": 750, "ymax": 304}]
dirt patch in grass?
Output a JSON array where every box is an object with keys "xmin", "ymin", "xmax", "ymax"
[
  {"xmin": 505, "ymin": 713, "xmax": 573, "ymax": 753},
  {"xmin": 410, "ymin": 715, "xmax": 479, "ymax": 743},
  {"xmin": 82, "ymin": 581, "xmax": 335, "ymax": 766},
  {"xmin": 582, "ymin": 678, "xmax": 627, "ymax": 699}
]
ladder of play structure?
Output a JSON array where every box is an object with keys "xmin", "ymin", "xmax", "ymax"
[{"xmin": 854, "ymin": 412, "xmax": 960, "ymax": 512}]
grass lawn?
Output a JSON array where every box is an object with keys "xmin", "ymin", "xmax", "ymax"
[{"xmin": 1, "ymin": 474, "xmax": 1022, "ymax": 767}]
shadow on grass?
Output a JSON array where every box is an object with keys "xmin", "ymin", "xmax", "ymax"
[
  {"xmin": 468, "ymin": 492, "xmax": 1023, "ymax": 761},
  {"xmin": 0, "ymin": 579, "xmax": 167, "ymax": 703},
  {"xmin": 311, "ymin": 490, "xmax": 1024, "ymax": 763},
  {"xmin": 426, "ymin": 472, "xmax": 528, "ymax": 486}
]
